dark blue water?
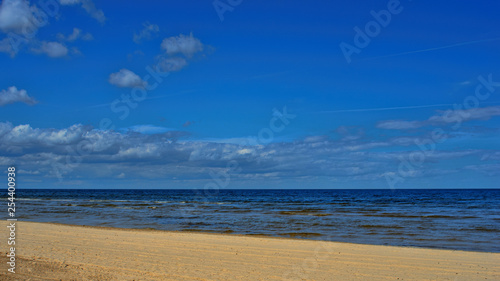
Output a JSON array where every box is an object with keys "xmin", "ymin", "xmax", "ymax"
[{"xmin": 15, "ymin": 189, "xmax": 500, "ymax": 252}]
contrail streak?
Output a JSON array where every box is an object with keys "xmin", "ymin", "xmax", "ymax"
[
  {"xmin": 318, "ymin": 101, "xmax": 500, "ymax": 114},
  {"xmin": 360, "ymin": 37, "xmax": 500, "ymax": 61},
  {"xmin": 318, "ymin": 103, "xmax": 454, "ymax": 113}
]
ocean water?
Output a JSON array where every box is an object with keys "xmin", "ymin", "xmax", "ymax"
[{"xmin": 15, "ymin": 189, "xmax": 500, "ymax": 252}]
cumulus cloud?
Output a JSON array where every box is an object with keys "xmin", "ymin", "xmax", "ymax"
[
  {"xmin": 80, "ymin": 0, "xmax": 106, "ymax": 23},
  {"xmin": 0, "ymin": 86, "xmax": 37, "ymax": 106},
  {"xmin": 376, "ymin": 120, "xmax": 422, "ymax": 130},
  {"xmin": 67, "ymin": 27, "xmax": 82, "ymax": 42},
  {"xmin": 0, "ymin": 1, "xmax": 97, "ymax": 58},
  {"xmin": 59, "ymin": 0, "xmax": 106, "ymax": 23},
  {"xmin": 1, "ymin": 120, "xmax": 496, "ymax": 187},
  {"xmin": 0, "ymin": 123, "xmax": 89, "ymax": 146},
  {"xmin": 108, "ymin": 69, "xmax": 147, "ymax": 88},
  {"xmin": 156, "ymin": 56, "xmax": 188, "ymax": 72},
  {"xmin": 0, "ymin": 37, "xmax": 14, "ymax": 56},
  {"xmin": 429, "ymin": 106, "xmax": 500, "ymax": 124},
  {"xmin": 377, "ymin": 106, "xmax": 500, "ymax": 130},
  {"xmin": 32, "ymin": 41, "xmax": 68, "ymax": 58},
  {"xmin": 161, "ymin": 33, "xmax": 204, "ymax": 57},
  {"xmin": 0, "ymin": 0, "xmax": 40, "ymax": 33},
  {"xmin": 133, "ymin": 22, "xmax": 159, "ymax": 44},
  {"xmin": 57, "ymin": 28, "xmax": 93, "ymax": 42}
]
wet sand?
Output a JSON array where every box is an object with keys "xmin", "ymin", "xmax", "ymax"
[{"xmin": 1, "ymin": 221, "xmax": 499, "ymax": 280}]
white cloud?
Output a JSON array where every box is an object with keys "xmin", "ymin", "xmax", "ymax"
[
  {"xmin": 81, "ymin": 33, "xmax": 94, "ymax": 41},
  {"xmin": 70, "ymin": 46, "xmax": 82, "ymax": 55},
  {"xmin": 0, "ymin": 120, "xmax": 498, "ymax": 187},
  {"xmin": 429, "ymin": 106, "xmax": 500, "ymax": 124},
  {"xmin": 108, "ymin": 69, "xmax": 147, "ymax": 88},
  {"xmin": 59, "ymin": 0, "xmax": 106, "ymax": 23},
  {"xmin": 237, "ymin": 148, "xmax": 253, "ymax": 155},
  {"xmin": 465, "ymin": 164, "xmax": 500, "ymax": 176},
  {"xmin": 18, "ymin": 169, "xmax": 40, "ymax": 175},
  {"xmin": 57, "ymin": 28, "xmax": 93, "ymax": 42},
  {"xmin": 0, "ymin": 0, "xmax": 40, "ymax": 33},
  {"xmin": 0, "ymin": 37, "xmax": 14, "ymax": 57},
  {"xmin": 33, "ymin": 41, "xmax": 68, "ymax": 58},
  {"xmin": 133, "ymin": 22, "xmax": 159, "ymax": 44},
  {"xmin": 0, "ymin": 1, "xmax": 96, "ymax": 58},
  {"xmin": 377, "ymin": 120, "xmax": 422, "ymax": 130},
  {"xmin": 161, "ymin": 33, "xmax": 204, "ymax": 57},
  {"xmin": 126, "ymin": 125, "xmax": 174, "ymax": 135},
  {"xmin": 59, "ymin": 0, "xmax": 80, "ymax": 4},
  {"xmin": 157, "ymin": 57, "xmax": 188, "ymax": 72},
  {"xmin": 80, "ymin": 0, "xmax": 105, "ymax": 23},
  {"xmin": 378, "ymin": 106, "xmax": 500, "ymax": 130},
  {"xmin": 67, "ymin": 28, "xmax": 82, "ymax": 41},
  {"xmin": 0, "ymin": 86, "xmax": 37, "ymax": 106},
  {"xmin": 116, "ymin": 143, "xmax": 162, "ymax": 159}
]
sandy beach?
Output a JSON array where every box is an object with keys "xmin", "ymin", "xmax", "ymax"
[{"xmin": 1, "ymin": 221, "xmax": 499, "ymax": 280}]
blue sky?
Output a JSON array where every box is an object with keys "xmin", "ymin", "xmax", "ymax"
[{"xmin": 1, "ymin": 0, "xmax": 499, "ymax": 189}]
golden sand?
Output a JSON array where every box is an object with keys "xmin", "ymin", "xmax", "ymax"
[{"xmin": 1, "ymin": 221, "xmax": 499, "ymax": 280}]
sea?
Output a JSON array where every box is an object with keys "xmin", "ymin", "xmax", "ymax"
[{"xmin": 15, "ymin": 189, "xmax": 500, "ymax": 253}]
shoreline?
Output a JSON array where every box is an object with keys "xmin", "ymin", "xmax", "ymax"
[
  {"xmin": 2, "ymin": 221, "xmax": 499, "ymax": 280},
  {"xmin": 15, "ymin": 220, "xmax": 500, "ymax": 254}
]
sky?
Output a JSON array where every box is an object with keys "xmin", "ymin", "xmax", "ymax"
[{"xmin": 0, "ymin": 0, "xmax": 499, "ymax": 189}]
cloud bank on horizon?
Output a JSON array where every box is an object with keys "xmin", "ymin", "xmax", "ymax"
[{"xmin": 0, "ymin": 0, "xmax": 499, "ymax": 189}]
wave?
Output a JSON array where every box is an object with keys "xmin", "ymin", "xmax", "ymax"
[
  {"xmin": 278, "ymin": 232, "xmax": 323, "ymax": 238},
  {"xmin": 359, "ymin": 225, "xmax": 404, "ymax": 229}
]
